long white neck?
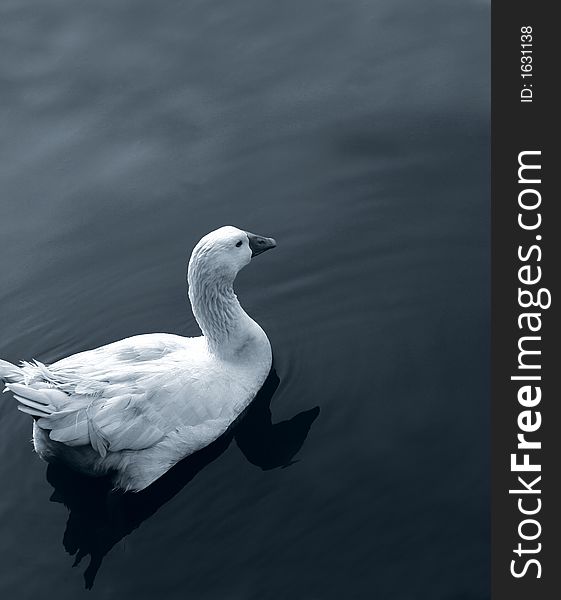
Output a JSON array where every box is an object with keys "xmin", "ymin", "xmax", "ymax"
[{"xmin": 187, "ymin": 266, "xmax": 257, "ymax": 357}]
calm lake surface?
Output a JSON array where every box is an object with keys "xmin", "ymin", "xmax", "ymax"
[{"xmin": 0, "ymin": 1, "xmax": 489, "ymax": 598}]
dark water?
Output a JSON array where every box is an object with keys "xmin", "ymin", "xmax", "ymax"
[{"xmin": 0, "ymin": 1, "xmax": 489, "ymax": 598}]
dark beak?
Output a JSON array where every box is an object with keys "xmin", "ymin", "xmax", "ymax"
[{"xmin": 246, "ymin": 231, "xmax": 277, "ymax": 257}]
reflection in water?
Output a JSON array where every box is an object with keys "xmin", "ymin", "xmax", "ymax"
[{"xmin": 45, "ymin": 369, "xmax": 319, "ymax": 589}]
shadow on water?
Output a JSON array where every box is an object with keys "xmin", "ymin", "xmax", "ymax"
[{"xmin": 45, "ymin": 368, "xmax": 320, "ymax": 589}]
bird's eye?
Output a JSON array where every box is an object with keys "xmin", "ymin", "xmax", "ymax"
[{"xmin": 235, "ymin": 240, "xmax": 243, "ymax": 247}]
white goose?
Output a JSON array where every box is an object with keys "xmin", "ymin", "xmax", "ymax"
[{"xmin": 0, "ymin": 226, "xmax": 277, "ymax": 491}]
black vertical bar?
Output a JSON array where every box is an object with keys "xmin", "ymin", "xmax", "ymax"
[{"xmin": 492, "ymin": 1, "xmax": 559, "ymax": 598}]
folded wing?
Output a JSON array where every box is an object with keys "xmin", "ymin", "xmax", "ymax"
[{"xmin": 3, "ymin": 334, "xmax": 188, "ymax": 457}]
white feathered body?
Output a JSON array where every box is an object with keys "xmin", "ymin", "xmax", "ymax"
[
  {"xmin": 0, "ymin": 226, "xmax": 275, "ymax": 491},
  {"xmin": 2, "ymin": 328, "xmax": 270, "ymax": 491}
]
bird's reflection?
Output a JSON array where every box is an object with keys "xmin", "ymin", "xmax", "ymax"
[{"xmin": 45, "ymin": 368, "xmax": 319, "ymax": 589}]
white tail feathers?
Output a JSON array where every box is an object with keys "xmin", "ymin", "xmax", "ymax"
[
  {"xmin": 0, "ymin": 359, "xmax": 24, "ymax": 383},
  {"xmin": 3, "ymin": 378, "xmax": 68, "ymax": 419},
  {"xmin": 6, "ymin": 382, "xmax": 53, "ymax": 417}
]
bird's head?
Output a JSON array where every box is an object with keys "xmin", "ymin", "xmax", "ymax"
[{"xmin": 188, "ymin": 226, "xmax": 276, "ymax": 286}]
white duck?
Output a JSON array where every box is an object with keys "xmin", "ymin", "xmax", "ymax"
[{"xmin": 0, "ymin": 226, "xmax": 277, "ymax": 491}]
